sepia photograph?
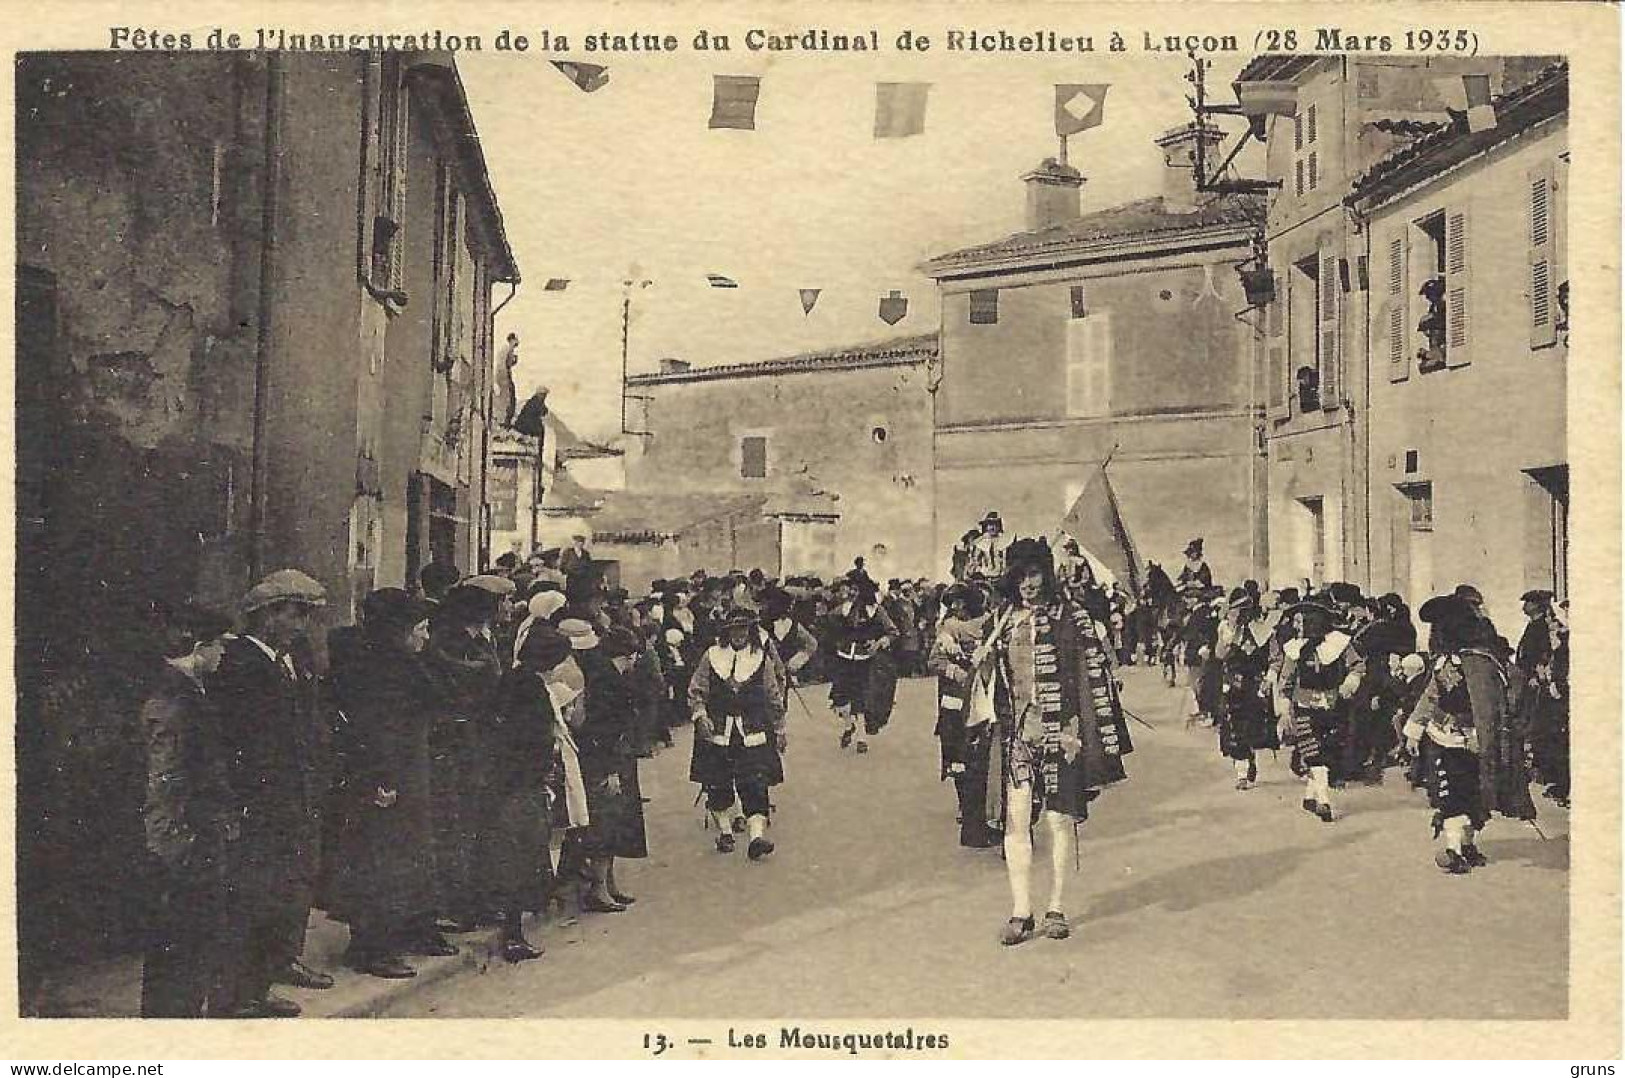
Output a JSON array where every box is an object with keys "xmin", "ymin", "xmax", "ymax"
[{"xmin": 5, "ymin": 0, "xmax": 1619, "ymax": 1060}]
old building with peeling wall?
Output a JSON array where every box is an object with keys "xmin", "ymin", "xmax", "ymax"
[{"xmin": 14, "ymin": 50, "xmax": 517, "ymax": 994}]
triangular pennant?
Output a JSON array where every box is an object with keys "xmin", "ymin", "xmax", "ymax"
[
  {"xmin": 709, "ymin": 75, "xmax": 761, "ymax": 131},
  {"xmin": 799, "ymin": 288, "xmax": 822, "ymax": 315},
  {"xmin": 874, "ymin": 82, "xmax": 931, "ymax": 138},
  {"xmin": 706, "ymin": 274, "xmax": 739, "ymax": 289},
  {"xmin": 544, "ymin": 278, "xmax": 570, "ymax": 291},
  {"xmin": 879, "ymin": 289, "xmax": 908, "ymax": 326},
  {"xmin": 551, "ymin": 61, "xmax": 610, "ymax": 93},
  {"xmin": 1055, "ymin": 84, "xmax": 1110, "ymax": 136}
]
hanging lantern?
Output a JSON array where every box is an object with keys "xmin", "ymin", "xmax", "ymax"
[{"xmin": 1239, "ymin": 263, "xmax": 1275, "ymax": 308}]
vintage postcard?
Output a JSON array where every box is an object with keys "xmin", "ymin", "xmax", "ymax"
[{"xmin": 1, "ymin": 0, "xmax": 1618, "ymax": 1062}]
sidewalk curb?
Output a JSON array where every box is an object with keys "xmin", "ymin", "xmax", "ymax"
[{"xmin": 325, "ymin": 916, "xmax": 546, "ymax": 1019}]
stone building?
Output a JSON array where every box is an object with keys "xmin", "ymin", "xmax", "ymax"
[
  {"xmin": 919, "ymin": 128, "xmax": 1268, "ymax": 583},
  {"xmin": 622, "ymin": 335, "xmax": 938, "ymax": 580},
  {"xmin": 1231, "ymin": 53, "xmax": 1555, "ymax": 593},
  {"xmin": 15, "ymin": 50, "xmax": 516, "ymax": 995},
  {"xmin": 1346, "ymin": 62, "xmax": 1568, "ymax": 629},
  {"xmin": 488, "ymin": 428, "xmax": 544, "ymax": 562}
]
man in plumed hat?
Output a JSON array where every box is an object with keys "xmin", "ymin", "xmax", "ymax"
[
  {"xmin": 966, "ymin": 511, "xmax": 1009, "ymax": 581},
  {"xmin": 209, "ymin": 570, "xmax": 332, "ymax": 1017},
  {"xmin": 1404, "ymin": 594, "xmax": 1537, "ymax": 873},
  {"xmin": 970, "ymin": 536, "xmax": 1133, "ymax": 944},
  {"xmin": 1278, "ymin": 598, "xmax": 1362, "ymax": 822},
  {"xmin": 1214, "ymin": 587, "xmax": 1278, "ymax": 790},
  {"xmin": 1176, "ymin": 538, "xmax": 1212, "ymax": 595},
  {"xmin": 687, "ymin": 602, "xmax": 788, "ymax": 860},
  {"xmin": 827, "ymin": 568, "xmax": 900, "ymax": 754}
]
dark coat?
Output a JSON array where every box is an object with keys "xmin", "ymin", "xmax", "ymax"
[
  {"xmin": 420, "ymin": 623, "xmax": 503, "ymax": 913},
  {"xmin": 481, "ymin": 668, "xmax": 559, "ymax": 911},
  {"xmin": 326, "ymin": 636, "xmax": 438, "ymax": 925},
  {"xmin": 208, "ymin": 635, "xmax": 328, "ymax": 922},
  {"xmin": 141, "ymin": 664, "xmax": 241, "ymax": 875},
  {"xmin": 577, "ymin": 650, "xmax": 649, "ymax": 859}
]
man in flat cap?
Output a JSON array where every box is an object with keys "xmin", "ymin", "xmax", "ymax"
[
  {"xmin": 1517, "ymin": 589, "xmax": 1569, "ymax": 807},
  {"xmin": 211, "ymin": 569, "xmax": 331, "ymax": 1017}
]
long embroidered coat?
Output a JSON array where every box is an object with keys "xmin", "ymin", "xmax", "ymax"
[{"xmin": 976, "ymin": 599, "xmax": 1132, "ymax": 824}]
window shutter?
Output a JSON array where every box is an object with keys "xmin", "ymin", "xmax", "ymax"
[
  {"xmin": 1318, "ymin": 245, "xmax": 1341, "ymax": 409},
  {"xmin": 1065, "ymin": 318, "xmax": 1090, "ymax": 416},
  {"xmin": 1528, "ymin": 163, "xmax": 1558, "ymax": 349},
  {"xmin": 1387, "ymin": 233, "xmax": 1409, "ymax": 382},
  {"xmin": 1444, "ymin": 207, "xmax": 1471, "ymax": 367},
  {"xmin": 1267, "ymin": 288, "xmax": 1287, "ymax": 417},
  {"xmin": 1090, "ymin": 312, "xmax": 1113, "ymax": 416},
  {"xmin": 741, "ymin": 436, "xmax": 768, "ymax": 479},
  {"xmin": 969, "ymin": 288, "xmax": 999, "ymax": 325}
]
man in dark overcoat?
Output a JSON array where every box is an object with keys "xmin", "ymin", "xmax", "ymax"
[{"xmin": 210, "ymin": 569, "xmax": 332, "ymax": 1018}]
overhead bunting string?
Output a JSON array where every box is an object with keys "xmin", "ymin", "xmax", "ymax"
[
  {"xmin": 543, "ymin": 278, "xmax": 571, "ymax": 291},
  {"xmin": 799, "ymin": 288, "xmax": 822, "ymax": 315},
  {"xmin": 709, "ymin": 75, "xmax": 761, "ymax": 130},
  {"xmin": 552, "ymin": 61, "xmax": 610, "ymax": 93},
  {"xmin": 706, "ymin": 274, "xmax": 739, "ymax": 289},
  {"xmin": 874, "ymin": 82, "xmax": 931, "ymax": 138}
]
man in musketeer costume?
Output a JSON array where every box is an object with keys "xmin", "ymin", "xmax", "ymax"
[
  {"xmin": 1403, "ymin": 594, "xmax": 1537, "ymax": 873},
  {"xmin": 688, "ymin": 604, "xmax": 788, "ymax": 861},
  {"xmin": 1214, "ymin": 587, "xmax": 1279, "ymax": 790},
  {"xmin": 967, "ymin": 539, "xmax": 1133, "ymax": 945},
  {"xmin": 1278, "ymin": 599, "xmax": 1362, "ymax": 822},
  {"xmin": 827, "ymin": 570, "xmax": 899, "ymax": 755},
  {"xmin": 966, "ymin": 511, "xmax": 1010, "ymax": 581},
  {"xmin": 928, "ymin": 583, "xmax": 999, "ymax": 849}
]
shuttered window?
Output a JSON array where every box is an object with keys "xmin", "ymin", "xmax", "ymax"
[
  {"xmin": 1387, "ymin": 233, "xmax": 1409, "ymax": 382},
  {"xmin": 1528, "ymin": 162, "xmax": 1558, "ymax": 349},
  {"xmin": 1318, "ymin": 244, "xmax": 1341, "ymax": 408},
  {"xmin": 1444, "ymin": 208, "xmax": 1471, "ymax": 367},
  {"xmin": 1267, "ymin": 285, "xmax": 1288, "ymax": 418},
  {"xmin": 741, "ymin": 436, "xmax": 768, "ymax": 479},
  {"xmin": 969, "ymin": 288, "xmax": 999, "ymax": 325},
  {"xmin": 1065, "ymin": 312, "xmax": 1113, "ymax": 418}
]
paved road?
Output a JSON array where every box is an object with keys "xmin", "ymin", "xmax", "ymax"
[{"xmin": 381, "ymin": 668, "xmax": 1568, "ymax": 1020}]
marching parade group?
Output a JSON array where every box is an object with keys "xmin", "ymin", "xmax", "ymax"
[{"xmin": 133, "ymin": 507, "xmax": 1572, "ymax": 1016}]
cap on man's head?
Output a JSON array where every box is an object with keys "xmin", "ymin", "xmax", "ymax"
[
  {"xmin": 240, "ymin": 569, "xmax": 327, "ymax": 616},
  {"xmin": 1521, "ymin": 589, "xmax": 1555, "ymax": 605},
  {"xmin": 1454, "ymin": 584, "xmax": 1486, "ymax": 605}
]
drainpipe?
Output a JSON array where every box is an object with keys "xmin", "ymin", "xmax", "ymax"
[{"xmin": 249, "ymin": 53, "xmax": 286, "ymax": 581}]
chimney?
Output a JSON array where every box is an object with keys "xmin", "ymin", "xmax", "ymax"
[
  {"xmin": 658, "ymin": 357, "xmax": 690, "ymax": 375},
  {"xmin": 1153, "ymin": 122, "xmax": 1226, "ymax": 212},
  {"xmin": 1022, "ymin": 157, "xmax": 1085, "ymax": 230}
]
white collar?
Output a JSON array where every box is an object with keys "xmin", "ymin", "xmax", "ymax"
[{"xmin": 707, "ymin": 644, "xmax": 764, "ymax": 683}]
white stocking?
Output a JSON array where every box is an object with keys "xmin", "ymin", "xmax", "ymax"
[
  {"xmin": 1310, "ymin": 765, "xmax": 1331, "ymax": 805},
  {"xmin": 711, "ymin": 808, "xmax": 733, "ymax": 832},
  {"xmin": 1044, "ymin": 811, "xmax": 1075, "ymax": 914},
  {"xmin": 746, "ymin": 814, "xmax": 768, "ymax": 842},
  {"xmin": 1234, "ymin": 758, "xmax": 1251, "ymax": 780},
  {"xmin": 1442, "ymin": 815, "xmax": 1468, "ymax": 853},
  {"xmin": 1003, "ymin": 781, "xmax": 1034, "ymax": 919}
]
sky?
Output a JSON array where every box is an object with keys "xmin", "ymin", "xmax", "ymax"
[{"xmin": 458, "ymin": 22, "xmax": 1247, "ymax": 441}]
